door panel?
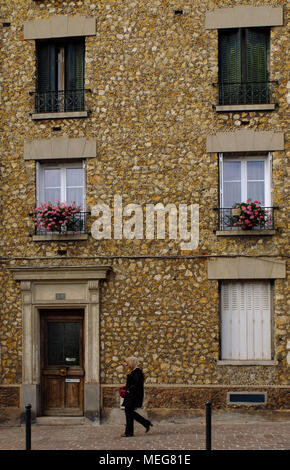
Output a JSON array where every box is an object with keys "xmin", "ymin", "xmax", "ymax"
[{"xmin": 41, "ymin": 310, "xmax": 84, "ymax": 416}]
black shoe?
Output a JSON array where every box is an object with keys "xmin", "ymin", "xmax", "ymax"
[
  {"xmin": 145, "ymin": 422, "xmax": 153, "ymax": 433},
  {"xmin": 121, "ymin": 433, "xmax": 133, "ymax": 437}
]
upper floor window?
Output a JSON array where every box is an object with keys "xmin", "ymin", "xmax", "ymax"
[
  {"xmin": 219, "ymin": 153, "xmax": 274, "ymax": 231},
  {"xmin": 36, "ymin": 38, "xmax": 85, "ymax": 113},
  {"xmin": 33, "ymin": 161, "xmax": 87, "ymax": 236},
  {"xmin": 37, "ymin": 160, "xmax": 85, "ymax": 208},
  {"xmin": 220, "ymin": 153, "xmax": 272, "ymax": 209},
  {"xmin": 218, "ymin": 28, "xmax": 270, "ymax": 105}
]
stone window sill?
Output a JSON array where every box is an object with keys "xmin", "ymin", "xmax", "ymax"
[
  {"xmin": 31, "ymin": 111, "xmax": 88, "ymax": 120},
  {"xmin": 32, "ymin": 234, "xmax": 88, "ymax": 241},
  {"xmin": 215, "ymin": 104, "xmax": 276, "ymax": 112},
  {"xmin": 217, "ymin": 360, "xmax": 278, "ymax": 366},
  {"xmin": 216, "ymin": 230, "xmax": 276, "ymax": 237}
]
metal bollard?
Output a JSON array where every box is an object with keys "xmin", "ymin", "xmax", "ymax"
[
  {"xmin": 25, "ymin": 404, "xmax": 31, "ymax": 451},
  {"xmin": 205, "ymin": 401, "xmax": 212, "ymax": 450}
]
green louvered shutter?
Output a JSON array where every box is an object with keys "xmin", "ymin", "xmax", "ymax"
[
  {"xmin": 245, "ymin": 28, "xmax": 269, "ymax": 103},
  {"xmin": 37, "ymin": 42, "xmax": 56, "ymax": 111},
  {"xmin": 65, "ymin": 40, "xmax": 85, "ymax": 111},
  {"xmin": 218, "ymin": 29, "xmax": 242, "ymax": 104}
]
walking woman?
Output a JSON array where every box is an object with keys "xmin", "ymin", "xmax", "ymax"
[{"xmin": 121, "ymin": 356, "xmax": 153, "ymax": 437}]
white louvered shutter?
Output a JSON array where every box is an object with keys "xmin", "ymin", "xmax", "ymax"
[{"xmin": 221, "ymin": 281, "xmax": 271, "ymax": 360}]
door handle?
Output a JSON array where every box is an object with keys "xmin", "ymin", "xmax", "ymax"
[{"xmin": 59, "ymin": 368, "xmax": 67, "ymax": 376}]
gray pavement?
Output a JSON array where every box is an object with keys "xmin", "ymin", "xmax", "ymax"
[{"xmin": 0, "ymin": 410, "xmax": 289, "ymax": 451}]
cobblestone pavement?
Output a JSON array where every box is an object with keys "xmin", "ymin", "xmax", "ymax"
[{"xmin": 0, "ymin": 411, "xmax": 289, "ymax": 451}]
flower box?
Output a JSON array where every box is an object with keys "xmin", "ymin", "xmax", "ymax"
[
  {"xmin": 229, "ymin": 200, "xmax": 268, "ymax": 230},
  {"xmin": 31, "ymin": 201, "xmax": 82, "ymax": 234}
]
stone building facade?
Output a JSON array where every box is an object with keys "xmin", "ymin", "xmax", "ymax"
[{"xmin": 0, "ymin": 0, "xmax": 289, "ymax": 424}]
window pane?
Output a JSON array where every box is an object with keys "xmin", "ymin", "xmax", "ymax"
[
  {"xmin": 66, "ymin": 188, "xmax": 83, "ymax": 207},
  {"xmin": 44, "ymin": 188, "xmax": 61, "ymax": 204},
  {"xmin": 64, "ymin": 323, "xmax": 80, "ymax": 365},
  {"xmin": 47, "ymin": 323, "xmax": 65, "ymax": 366},
  {"xmin": 224, "ymin": 182, "xmax": 241, "ymax": 207},
  {"xmin": 247, "ymin": 161, "xmax": 264, "ymax": 181},
  {"xmin": 247, "ymin": 181, "xmax": 265, "ymax": 203},
  {"xmin": 44, "ymin": 169, "xmax": 61, "ymax": 188},
  {"xmin": 47, "ymin": 322, "xmax": 80, "ymax": 366},
  {"xmin": 66, "ymin": 168, "xmax": 83, "ymax": 187},
  {"xmin": 223, "ymin": 161, "xmax": 241, "ymax": 181}
]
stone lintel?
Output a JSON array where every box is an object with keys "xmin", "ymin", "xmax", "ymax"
[
  {"xmin": 24, "ymin": 15, "xmax": 96, "ymax": 40},
  {"xmin": 206, "ymin": 130, "xmax": 284, "ymax": 153},
  {"xmin": 11, "ymin": 265, "xmax": 112, "ymax": 281},
  {"xmin": 205, "ymin": 6, "xmax": 283, "ymax": 29},
  {"xmin": 208, "ymin": 257, "xmax": 286, "ymax": 280},
  {"xmin": 24, "ymin": 136, "xmax": 96, "ymax": 160}
]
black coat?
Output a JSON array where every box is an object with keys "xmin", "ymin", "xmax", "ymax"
[{"xmin": 123, "ymin": 368, "xmax": 144, "ymax": 409}]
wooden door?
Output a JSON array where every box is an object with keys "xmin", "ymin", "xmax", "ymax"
[{"xmin": 41, "ymin": 310, "xmax": 84, "ymax": 416}]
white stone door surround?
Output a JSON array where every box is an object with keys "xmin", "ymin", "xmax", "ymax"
[{"xmin": 11, "ymin": 265, "xmax": 111, "ymax": 423}]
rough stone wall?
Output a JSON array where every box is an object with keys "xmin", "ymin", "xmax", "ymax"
[
  {"xmin": 0, "ymin": 0, "xmax": 289, "ymax": 409},
  {"xmin": 103, "ymin": 385, "xmax": 290, "ymax": 411}
]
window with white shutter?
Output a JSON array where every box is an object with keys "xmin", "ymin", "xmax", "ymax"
[{"xmin": 221, "ymin": 281, "xmax": 272, "ymax": 360}]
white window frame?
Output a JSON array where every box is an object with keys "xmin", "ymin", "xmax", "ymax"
[
  {"xmin": 219, "ymin": 153, "xmax": 272, "ymax": 208},
  {"xmin": 220, "ymin": 280, "xmax": 272, "ymax": 361},
  {"xmin": 36, "ymin": 160, "xmax": 86, "ymax": 209}
]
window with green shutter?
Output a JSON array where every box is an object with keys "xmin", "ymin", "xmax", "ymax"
[
  {"xmin": 36, "ymin": 38, "xmax": 85, "ymax": 112},
  {"xmin": 218, "ymin": 27, "xmax": 269, "ymax": 105}
]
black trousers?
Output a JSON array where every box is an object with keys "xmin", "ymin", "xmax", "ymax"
[{"xmin": 124, "ymin": 404, "xmax": 150, "ymax": 436}]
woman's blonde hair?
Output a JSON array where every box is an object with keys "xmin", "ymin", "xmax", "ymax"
[{"xmin": 125, "ymin": 356, "xmax": 139, "ymax": 370}]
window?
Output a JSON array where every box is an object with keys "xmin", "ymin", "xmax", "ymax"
[
  {"xmin": 34, "ymin": 161, "xmax": 86, "ymax": 236},
  {"xmin": 218, "ymin": 27, "xmax": 270, "ymax": 105},
  {"xmin": 219, "ymin": 153, "xmax": 273, "ymax": 230},
  {"xmin": 221, "ymin": 281, "xmax": 272, "ymax": 361},
  {"xmin": 220, "ymin": 154, "xmax": 271, "ymax": 208},
  {"xmin": 36, "ymin": 161, "xmax": 85, "ymax": 207},
  {"xmin": 36, "ymin": 38, "xmax": 85, "ymax": 113}
]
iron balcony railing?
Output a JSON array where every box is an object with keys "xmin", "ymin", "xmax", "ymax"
[
  {"xmin": 217, "ymin": 207, "xmax": 275, "ymax": 232},
  {"xmin": 31, "ymin": 211, "xmax": 90, "ymax": 235},
  {"xmin": 30, "ymin": 89, "xmax": 90, "ymax": 113},
  {"xmin": 213, "ymin": 81, "xmax": 277, "ymax": 105}
]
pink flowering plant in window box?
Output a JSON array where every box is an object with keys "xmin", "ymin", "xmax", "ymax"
[
  {"xmin": 230, "ymin": 200, "xmax": 270, "ymax": 230},
  {"xmin": 31, "ymin": 201, "xmax": 82, "ymax": 233}
]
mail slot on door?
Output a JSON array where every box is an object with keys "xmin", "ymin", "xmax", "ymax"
[{"xmin": 65, "ymin": 378, "xmax": 80, "ymax": 383}]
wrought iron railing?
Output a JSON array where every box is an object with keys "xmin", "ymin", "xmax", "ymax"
[
  {"xmin": 31, "ymin": 211, "xmax": 90, "ymax": 235},
  {"xmin": 213, "ymin": 81, "xmax": 277, "ymax": 105},
  {"xmin": 30, "ymin": 89, "xmax": 90, "ymax": 113},
  {"xmin": 217, "ymin": 207, "xmax": 275, "ymax": 231}
]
